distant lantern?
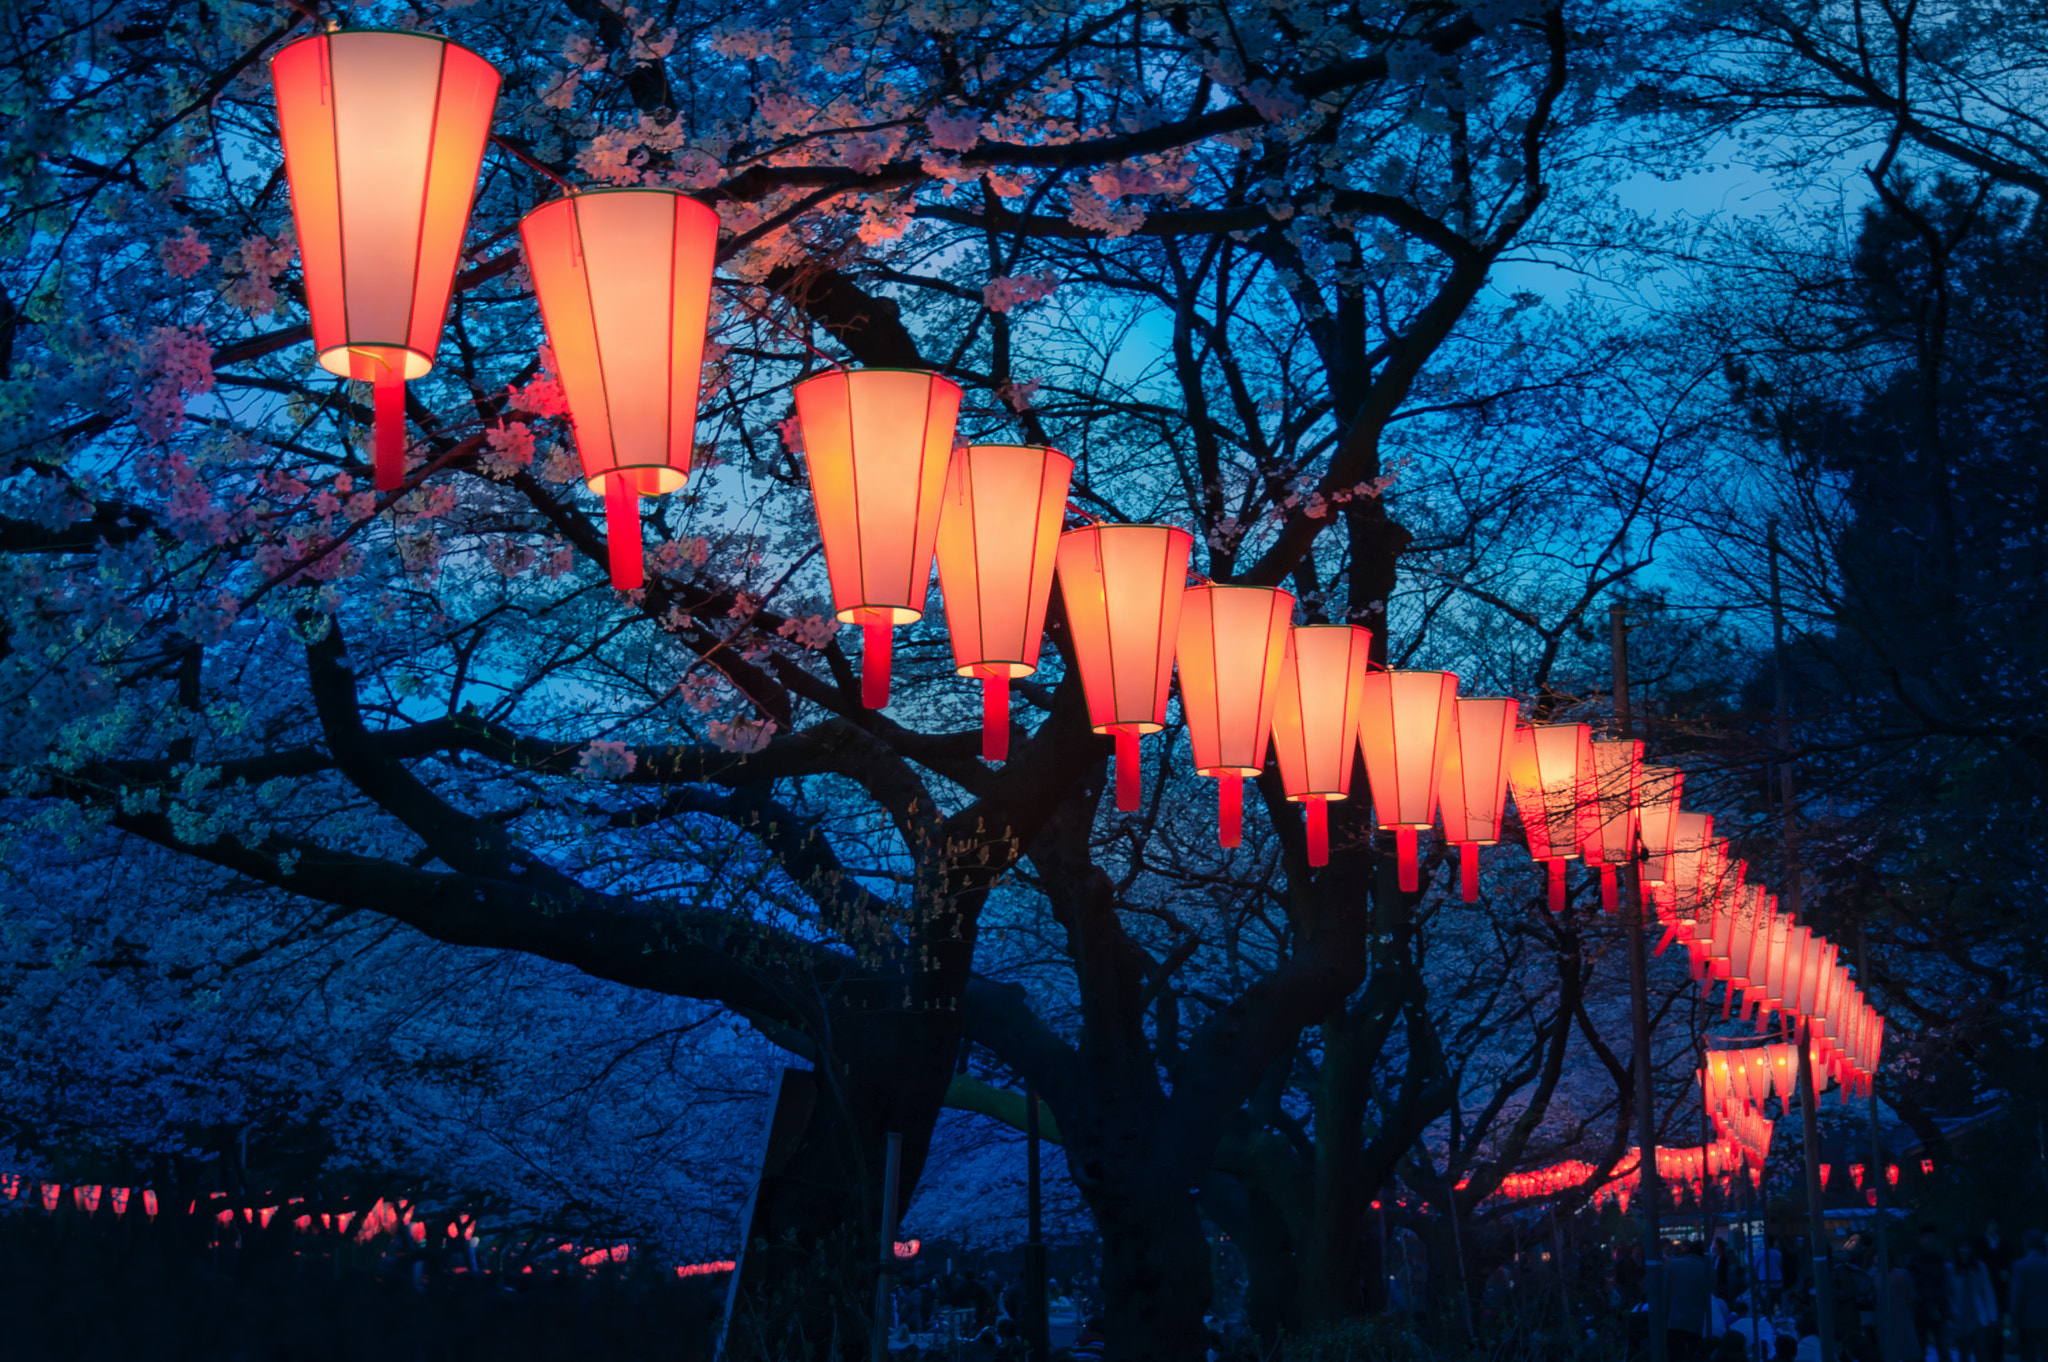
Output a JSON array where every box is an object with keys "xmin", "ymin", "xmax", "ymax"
[
  {"xmin": 1638, "ymin": 766, "xmax": 1685, "ymax": 887},
  {"xmin": 933, "ymin": 444, "xmax": 1073, "ymax": 761},
  {"xmin": 520, "ymin": 189, "xmax": 720, "ymax": 591},
  {"xmin": 1056, "ymin": 523, "xmax": 1193, "ymax": 811},
  {"xmin": 142, "ymin": 1190, "xmax": 158, "ymax": 1219},
  {"xmin": 1850, "ymin": 1163, "xmax": 1865, "ymax": 1190},
  {"xmin": 1270, "ymin": 624, "xmax": 1373, "ymax": 867},
  {"xmin": 1175, "ymin": 584, "xmax": 1295, "ymax": 847},
  {"xmin": 795, "ymin": 368, "xmax": 963, "ymax": 708},
  {"xmin": 1886, "ymin": 1163, "xmax": 1899, "ymax": 1187},
  {"xmin": 1360, "ymin": 670, "xmax": 1459, "ymax": 892},
  {"xmin": 1437, "ymin": 697, "xmax": 1519, "ymax": 902},
  {"xmin": 1919, "ymin": 1158, "xmax": 1933, "ymax": 1177},
  {"xmin": 1508, "ymin": 723, "xmax": 1597, "ymax": 913},
  {"xmin": 271, "ymin": 30, "xmax": 502, "ymax": 491},
  {"xmin": 1588, "ymin": 737, "xmax": 1643, "ymax": 914},
  {"xmin": 1658, "ymin": 810, "xmax": 1716, "ymax": 952}
]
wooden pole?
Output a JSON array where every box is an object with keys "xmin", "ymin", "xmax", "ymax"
[
  {"xmin": 872, "ymin": 1132, "xmax": 903, "ymax": 1362},
  {"xmin": 1025, "ymin": 1086, "xmax": 1049, "ymax": 1362},
  {"xmin": 1613, "ymin": 604, "xmax": 1669, "ymax": 1362},
  {"xmin": 1771, "ymin": 527, "xmax": 1837, "ymax": 1362}
]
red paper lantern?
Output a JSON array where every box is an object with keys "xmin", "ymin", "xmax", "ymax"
[
  {"xmin": 142, "ymin": 1190, "xmax": 157, "ymax": 1219},
  {"xmin": 1588, "ymin": 737, "xmax": 1643, "ymax": 913},
  {"xmin": 1360, "ymin": 671, "xmax": 1458, "ymax": 892},
  {"xmin": 519, "ymin": 189, "xmax": 719, "ymax": 590},
  {"xmin": 1437, "ymin": 697, "xmax": 1519, "ymax": 902},
  {"xmin": 796, "ymin": 368, "xmax": 963, "ymax": 708},
  {"xmin": 1055, "ymin": 523, "xmax": 1193, "ymax": 811},
  {"xmin": 1850, "ymin": 1163, "xmax": 1865, "ymax": 1189},
  {"xmin": 1270, "ymin": 624, "xmax": 1372, "ymax": 866},
  {"xmin": 1638, "ymin": 766, "xmax": 1684, "ymax": 887},
  {"xmin": 1919, "ymin": 1157, "xmax": 1933, "ymax": 1176},
  {"xmin": 934, "ymin": 444, "xmax": 1073, "ymax": 760},
  {"xmin": 1886, "ymin": 1163, "xmax": 1899, "ymax": 1186},
  {"xmin": 1508, "ymin": 723, "xmax": 1596, "ymax": 912},
  {"xmin": 1175, "ymin": 584, "xmax": 1295, "ymax": 846},
  {"xmin": 271, "ymin": 30, "xmax": 501, "ymax": 490},
  {"xmin": 1819, "ymin": 1162, "xmax": 1831, "ymax": 1190}
]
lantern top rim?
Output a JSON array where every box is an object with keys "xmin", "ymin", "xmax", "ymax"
[
  {"xmin": 1060, "ymin": 521, "xmax": 1195, "ymax": 539},
  {"xmin": 520, "ymin": 185, "xmax": 719, "ymax": 214},
  {"xmin": 792, "ymin": 366, "xmax": 964, "ymax": 391},
  {"xmin": 960, "ymin": 441, "xmax": 1069, "ymax": 458},
  {"xmin": 272, "ymin": 26, "xmax": 495, "ymax": 67}
]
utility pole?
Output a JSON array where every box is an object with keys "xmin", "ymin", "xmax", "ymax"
[
  {"xmin": 1611, "ymin": 605, "xmax": 1668, "ymax": 1362},
  {"xmin": 872, "ymin": 1132, "xmax": 903, "ymax": 1362},
  {"xmin": 1771, "ymin": 525, "xmax": 1838, "ymax": 1362}
]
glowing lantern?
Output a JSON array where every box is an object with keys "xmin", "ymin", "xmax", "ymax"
[
  {"xmin": 1819, "ymin": 1163, "xmax": 1831, "ymax": 1190},
  {"xmin": 271, "ymin": 30, "xmax": 501, "ymax": 491},
  {"xmin": 1360, "ymin": 670, "xmax": 1458, "ymax": 892},
  {"xmin": 1437, "ymin": 697, "xmax": 1519, "ymax": 902},
  {"xmin": 1771, "ymin": 1041, "xmax": 1798, "ymax": 1101},
  {"xmin": 796, "ymin": 368, "xmax": 963, "ymax": 707},
  {"xmin": 1886, "ymin": 1163, "xmax": 1899, "ymax": 1187},
  {"xmin": 1746, "ymin": 1048, "xmax": 1773, "ymax": 1106},
  {"xmin": 934, "ymin": 444, "xmax": 1073, "ymax": 760},
  {"xmin": 1587, "ymin": 737, "xmax": 1643, "ymax": 913},
  {"xmin": 1055, "ymin": 523, "xmax": 1193, "ymax": 810},
  {"xmin": 1508, "ymin": 723, "xmax": 1597, "ymax": 912},
  {"xmin": 142, "ymin": 1190, "xmax": 157, "ymax": 1219},
  {"xmin": 1270, "ymin": 624, "xmax": 1372, "ymax": 866},
  {"xmin": 1639, "ymin": 767, "xmax": 1684, "ymax": 886},
  {"xmin": 519, "ymin": 189, "xmax": 719, "ymax": 590},
  {"xmin": 1850, "ymin": 1163, "xmax": 1864, "ymax": 1190},
  {"xmin": 39, "ymin": 1184, "xmax": 58, "ymax": 1213},
  {"xmin": 1175, "ymin": 584, "xmax": 1295, "ymax": 846},
  {"xmin": 110, "ymin": 1187, "xmax": 129, "ymax": 1216},
  {"xmin": 1919, "ymin": 1158, "xmax": 1933, "ymax": 1176},
  {"xmin": 1657, "ymin": 811, "xmax": 1715, "ymax": 953}
]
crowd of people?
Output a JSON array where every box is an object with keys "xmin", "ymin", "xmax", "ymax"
[{"xmin": 1652, "ymin": 1223, "xmax": 2048, "ymax": 1362}]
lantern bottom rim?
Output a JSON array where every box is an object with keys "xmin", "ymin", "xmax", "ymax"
[
  {"xmin": 957, "ymin": 662, "xmax": 1038, "ymax": 680},
  {"xmin": 587, "ymin": 465, "xmax": 688, "ymax": 497},
  {"xmin": 1196, "ymin": 766, "xmax": 1264, "ymax": 779},
  {"xmin": 322, "ymin": 343, "xmax": 434, "ymax": 383},
  {"xmin": 837, "ymin": 605, "xmax": 923, "ymax": 626},
  {"xmin": 1282, "ymin": 791, "xmax": 1350, "ymax": 803},
  {"xmin": 1093, "ymin": 721, "xmax": 1163, "ymax": 737}
]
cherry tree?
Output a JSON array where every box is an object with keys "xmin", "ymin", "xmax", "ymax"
[{"xmin": 0, "ymin": 0, "xmax": 1709, "ymax": 1353}]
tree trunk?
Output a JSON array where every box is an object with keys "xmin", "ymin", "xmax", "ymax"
[{"xmin": 1084, "ymin": 1154, "xmax": 1215, "ymax": 1361}]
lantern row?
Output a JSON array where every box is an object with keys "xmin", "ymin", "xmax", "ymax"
[
  {"xmin": 258, "ymin": 29, "xmax": 1895, "ymax": 1076},
  {"xmin": 1653, "ymin": 818, "xmax": 1884, "ymax": 1096}
]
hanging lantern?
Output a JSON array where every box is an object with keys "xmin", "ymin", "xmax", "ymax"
[
  {"xmin": 1360, "ymin": 670, "xmax": 1458, "ymax": 892},
  {"xmin": 1588, "ymin": 737, "xmax": 1643, "ymax": 913},
  {"xmin": 1175, "ymin": 584, "xmax": 1295, "ymax": 847},
  {"xmin": 1437, "ymin": 697, "xmax": 1519, "ymax": 902},
  {"xmin": 1819, "ymin": 1163, "xmax": 1831, "ymax": 1190},
  {"xmin": 1657, "ymin": 811, "xmax": 1715, "ymax": 953},
  {"xmin": 519, "ymin": 189, "xmax": 719, "ymax": 591},
  {"xmin": 1270, "ymin": 624, "xmax": 1373, "ymax": 867},
  {"xmin": 796, "ymin": 368, "xmax": 963, "ymax": 708},
  {"xmin": 1919, "ymin": 1157, "xmax": 1933, "ymax": 1176},
  {"xmin": 1056, "ymin": 523, "xmax": 1193, "ymax": 810},
  {"xmin": 142, "ymin": 1190, "xmax": 157, "ymax": 1219},
  {"xmin": 1508, "ymin": 723, "xmax": 1597, "ymax": 912},
  {"xmin": 1771, "ymin": 1040, "xmax": 1798, "ymax": 1101},
  {"xmin": 934, "ymin": 445, "xmax": 1073, "ymax": 761},
  {"xmin": 1886, "ymin": 1163, "xmax": 1899, "ymax": 1186},
  {"xmin": 1638, "ymin": 767, "xmax": 1684, "ymax": 886},
  {"xmin": 1849, "ymin": 1163, "xmax": 1865, "ymax": 1189},
  {"xmin": 1745, "ymin": 1048, "xmax": 1773, "ymax": 1106},
  {"xmin": 271, "ymin": 30, "xmax": 502, "ymax": 491}
]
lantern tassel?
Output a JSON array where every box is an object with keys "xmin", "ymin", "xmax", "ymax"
[
  {"xmin": 1547, "ymin": 859, "xmax": 1566, "ymax": 913},
  {"xmin": 1305, "ymin": 796, "xmax": 1328, "ymax": 867},
  {"xmin": 863, "ymin": 621, "xmax": 892, "ymax": 710},
  {"xmin": 373, "ymin": 371, "xmax": 406, "ymax": 492},
  {"xmin": 1396, "ymin": 826, "xmax": 1419, "ymax": 893},
  {"xmin": 1460, "ymin": 841, "xmax": 1479, "ymax": 903},
  {"xmin": 604, "ymin": 477, "xmax": 643, "ymax": 591},
  {"xmin": 1218, "ymin": 776, "xmax": 1242, "ymax": 849},
  {"xmin": 981, "ymin": 673, "xmax": 1009, "ymax": 762},
  {"xmin": 1114, "ymin": 729, "xmax": 1140, "ymax": 811},
  {"xmin": 1600, "ymin": 865, "xmax": 1618, "ymax": 914}
]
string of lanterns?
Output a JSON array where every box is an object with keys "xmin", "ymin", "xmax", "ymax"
[{"xmin": 262, "ymin": 30, "xmax": 1901, "ymax": 1093}]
